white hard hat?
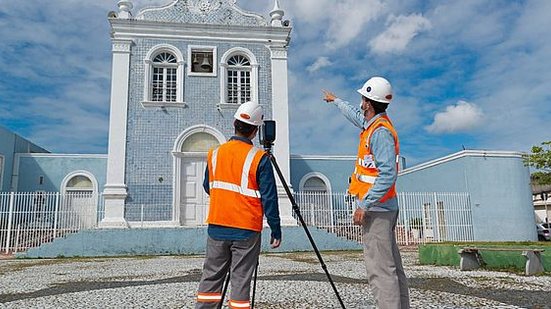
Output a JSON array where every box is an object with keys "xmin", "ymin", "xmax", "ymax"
[
  {"xmin": 357, "ymin": 76, "xmax": 393, "ymax": 104},
  {"xmin": 234, "ymin": 101, "xmax": 264, "ymax": 126}
]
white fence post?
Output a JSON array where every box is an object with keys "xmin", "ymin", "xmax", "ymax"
[
  {"xmin": 14, "ymin": 224, "xmax": 21, "ymax": 253},
  {"xmin": 141, "ymin": 204, "xmax": 145, "ymax": 228},
  {"xmin": 53, "ymin": 192, "xmax": 60, "ymax": 238},
  {"xmin": 329, "ymin": 194, "xmax": 335, "ymax": 233},
  {"xmin": 5, "ymin": 192, "xmax": 15, "ymax": 254},
  {"xmin": 433, "ymin": 192, "xmax": 441, "ymax": 242},
  {"xmin": 402, "ymin": 193, "xmax": 409, "ymax": 246}
]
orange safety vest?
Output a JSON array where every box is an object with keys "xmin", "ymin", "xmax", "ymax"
[
  {"xmin": 348, "ymin": 115, "xmax": 400, "ymax": 203},
  {"xmin": 206, "ymin": 139, "xmax": 265, "ymax": 232}
]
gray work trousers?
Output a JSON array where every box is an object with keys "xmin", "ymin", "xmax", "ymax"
[
  {"xmin": 362, "ymin": 210, "xmax": 410, "ymax": 309},
  {"xmin": 196, "ymin": 233, "xmax": 261, "ymax": 309}
]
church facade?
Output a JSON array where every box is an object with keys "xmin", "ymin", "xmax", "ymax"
[{"xmin": 101, "ymin": 0, "xmax": 295, "ymax": 228}]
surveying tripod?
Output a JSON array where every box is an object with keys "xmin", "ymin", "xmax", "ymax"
[{"xmin": 218, "ymin": 120, "xmax": 346, "ymax": 309}]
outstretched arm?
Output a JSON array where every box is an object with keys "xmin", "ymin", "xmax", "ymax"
[{"xmin": 322, "ymin": 90, "xmax": 367, "ymax": 130}]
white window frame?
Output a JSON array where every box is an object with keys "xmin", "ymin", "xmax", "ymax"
[
  {"xmin": 299, "ymin": 172, "xmax": 333, "ymax": 193},
  {"xmin": 219, "ymin": 47, "xmax": 259, "ymax": 110},
  {"xmin": 0, "ymin": 155, "xmax": 4, "ymax": 190},
  {"xmin": 60, "ymin": 171, "xmax": 99, "ymax": 195},
  {"xmin": 187, "ymin": 45, "xmax": 217, "ymax": 77},
  {"xmin": 142, "ymin": 44, "xmax": 186, "ymax": 108}
]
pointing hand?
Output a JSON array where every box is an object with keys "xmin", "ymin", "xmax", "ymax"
[{"xmin": 322, "ymin": 89, "xmax": 337, "ymax": 103}]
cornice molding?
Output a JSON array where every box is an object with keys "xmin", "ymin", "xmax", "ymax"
[
  {"xmin": 110, "ymin": 19, "xmax": 291, "ymax": 44},
  {"xmin": 399, "ymin": 150, "xmax": 525, "ymax": 176},
  {"xmin": 290, "ymin": 155, "xmax": 356, "ymax": 161},
  {"xmin": 16, "ymin": 153, "xmax": 108, "ymax": 159}
]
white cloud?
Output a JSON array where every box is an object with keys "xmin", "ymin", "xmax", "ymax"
[
  {"xmin": 370, "ymin": 13, "xmax": 431, "ymax": 54},
  {"xmin": 287, "ymin": 0, "xmax": 386, "ymax": 49},
  {"xmin": 306, "ymin": 57, "xmax": 332, "ymax": 73},
  {"xmin": 426, "ymin": 101, "xmax": 484, "ymax": 134}
]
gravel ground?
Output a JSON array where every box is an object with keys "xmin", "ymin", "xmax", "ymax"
[{"xmin": 0, "ymin": 249, "xmax": 550, "ymax": 308}]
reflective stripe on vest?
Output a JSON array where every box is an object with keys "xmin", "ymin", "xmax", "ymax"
[
  {"xmin": 210, "ymin": 147, "xmax": 261, "ymax": 198},
  {"xmin": 229, "ymin": 299, "xmax": 251, "ymax": 308},
  {"xmin": 197, "ymin": 292, "xmax": 222, "ymax": 303},
  {"xmin": 357, "ymin": 174, "xmax": 377, "ymax": 184}
]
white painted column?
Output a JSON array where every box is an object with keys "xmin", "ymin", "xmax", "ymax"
[
  {"xmin": 100, "ymin": 39, "xmax": 133, "ymax": 228},
  {"xmin": 269, "ymin": 45, "xmax": 295, "ymax": 226}
]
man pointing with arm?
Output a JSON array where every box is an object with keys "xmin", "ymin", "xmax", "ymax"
[{"xmin": 323, "ymin": 77, "xmax": 410, "ymax": 309}]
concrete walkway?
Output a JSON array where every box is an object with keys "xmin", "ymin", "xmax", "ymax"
[{"xmin": 0, "ymin": 249, "xmax": 550, "ymax": 308}]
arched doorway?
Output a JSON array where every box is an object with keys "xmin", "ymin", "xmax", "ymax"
[
  {"xmin": 61, "ymin": 171, "xmax": 99, "ymax": 229},
  {"xmin": 299, "ymin": 173, "xmax": 333, "ymax": 227},
  {"xmin": 173, "ymin": 126, "xmax": 225, "ymax": 226}
]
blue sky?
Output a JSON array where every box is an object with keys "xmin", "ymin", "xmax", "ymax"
[{"xmin": 0, "ymin": 0, "xmax": 550, "ymax": 166}]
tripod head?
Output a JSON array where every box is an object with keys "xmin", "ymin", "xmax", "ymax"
[{"xmin": 259, "ymin": 120, "xmax": 276, "ymax": 153}]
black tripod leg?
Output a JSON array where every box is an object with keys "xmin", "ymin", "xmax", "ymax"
[
  {"xmin": 217, "ymin": 270, "xmax": 231, "ymax": 309},
  {"xmin": 251, "ymin": 261, "xmax": 259, "ymax": 309},
  {"xmin": 268, "ymin": 154, "xmax": 347, "ymax": 309}
]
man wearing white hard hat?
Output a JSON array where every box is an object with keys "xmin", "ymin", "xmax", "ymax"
[
  {"xmin": 323, "ymin": 77, "xmax": 410, "ymax": 309},
  {"xmin": 195, "ymin": 101, "xmax": 282, "ymax": 309}
]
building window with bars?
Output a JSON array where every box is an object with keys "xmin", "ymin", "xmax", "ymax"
[
  {"xmin": 227, "ymin": 55, "xmax": 251, "ymax": 104},
  {"xmin": 142, "ymin": 45, "xmax": 185, "ymax": 108},
  {"xmin": 219, "ymin": 47, "xmax": 258, "ymax": 109},
  {"xmin": 151, "ymin": 52, "xmax": 178, "ymax": 102}
]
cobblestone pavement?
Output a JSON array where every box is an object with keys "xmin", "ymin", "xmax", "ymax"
[{"xmin": 0, "ymin": 249, "xmax": 550, "ymax": 308}]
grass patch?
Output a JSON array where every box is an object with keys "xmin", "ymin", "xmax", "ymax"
[{"xmin": 420, "ymin": 242, "xmax": 551, "ymax": 274}]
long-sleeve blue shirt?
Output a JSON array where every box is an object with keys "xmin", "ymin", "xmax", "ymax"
[
  {"xmin": 203, "ymin": 136, "xmax": 282, "ymax": 240},
  {"xmin": 331, "ymin": 98, "xmax": 399, "ymax": 212}
]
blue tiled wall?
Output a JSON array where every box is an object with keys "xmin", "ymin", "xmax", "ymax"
[{"xmin": 124, "ymin": 39, "xmax": 273, "ymax": 221}]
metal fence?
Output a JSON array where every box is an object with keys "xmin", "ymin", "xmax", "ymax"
[
  {"xmin": 0, "ymin": 192, "xmax": 104, "ymax": 254},
  {"xmin": 1, "ymin": 190, "xmax": 475, "ymax": 254},
  {"xmin": 294, "ymin": 191, "xmax": 474, "ymax": 245}
]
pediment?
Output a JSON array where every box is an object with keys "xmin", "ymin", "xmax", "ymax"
[{"xmin": 136, "ymin": 0, "xmax": 268, "ymax": 27}]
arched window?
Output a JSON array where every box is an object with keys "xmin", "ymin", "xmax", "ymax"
[
  {"xmin": 181, "ymin": 132, "xmax": 221, "ymax": 153},
  {"xmin": 219, "ymin": 48, "xmax": 259, "ymax": 109},
  {"xmin": 227, "ymin": 55, "xmax": 251, "ymax": 104},
  {"xmin": 303, "ymin": 176, "xmax": 328, "ymax": 192},
  {"xmin": 143, "ymin": 44, "xmax": 185, "ymax": 107},
  {"xmin": 65, "ymin": 175, "xmax": 94, "ymax": 198},
  {"xmin": 299, "ymin": 172, "xmax": 332, "ymax": 194},
  {"xmin": 151, "ymin": 52, "xmax": 178, "ymax": 102}
]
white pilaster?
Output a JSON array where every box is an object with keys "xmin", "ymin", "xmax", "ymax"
[
  {"xmin": 100, "ymin": 39, "xmax": 133, "ymax": 228},
  {"xmin": 269, "ymin": 45, "xmax": 295, "ymax": 226}
]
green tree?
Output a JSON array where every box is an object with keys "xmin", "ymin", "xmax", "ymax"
[{"xmin": 524, "ymin": 141, "xmax": 551, "ymax": 185}]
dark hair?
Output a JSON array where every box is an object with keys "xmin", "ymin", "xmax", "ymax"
[
  {"xmin": 234, "ymin": 119, "xmax": 257, "ymax": 136},
  {"xmin": 365, "ymin": 98, "xmax": 388, "ymax": 115}
]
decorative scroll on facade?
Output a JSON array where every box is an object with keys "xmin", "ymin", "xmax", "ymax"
[{"xmin": 136, "ymin": 0, "xmax": 268, "ymax": 26}]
